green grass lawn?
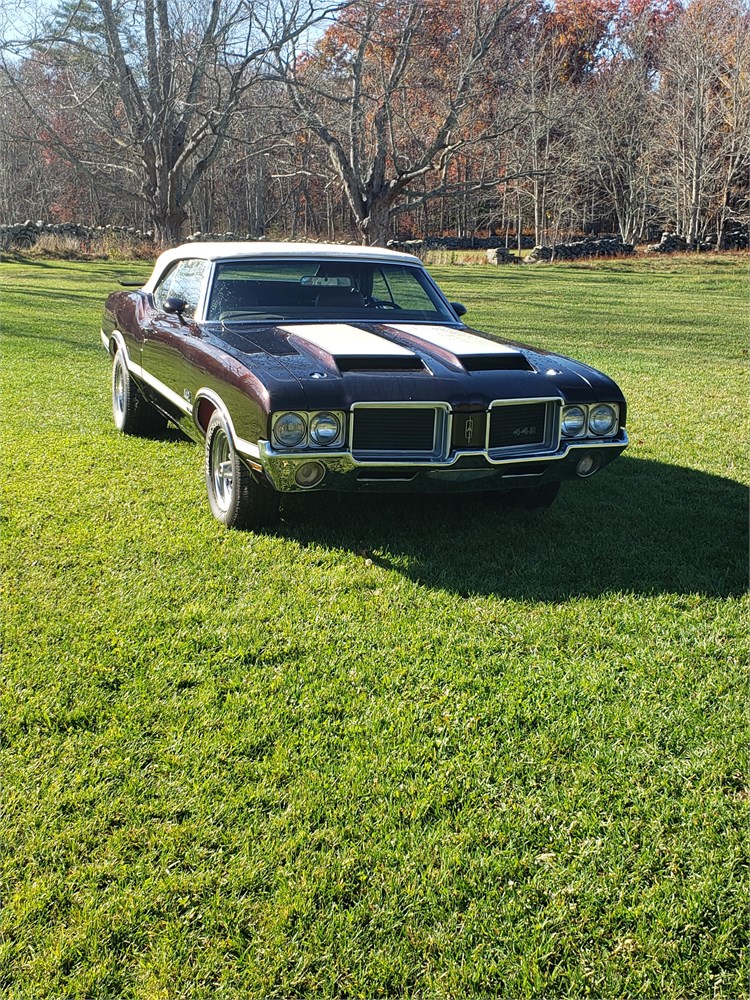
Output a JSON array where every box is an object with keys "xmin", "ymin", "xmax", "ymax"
[{"xmin": 1, "ymin": 254, "xmax": 747, "ymax": 998}]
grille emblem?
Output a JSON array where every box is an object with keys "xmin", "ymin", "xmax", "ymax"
[
  {"xmin": 513, "ymin": 425, "xmax": 537, "ymax": 437},
  {"xmin": 464, "ymin": 416, "xmax": 474, "ymax": 443}
]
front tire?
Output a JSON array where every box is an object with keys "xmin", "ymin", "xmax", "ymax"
[
  {"xmin": 204, "ymin": 412, "xmax": 278, "ymax": 529},
  {"xmin": 112, "ymin": 348, "xmax": 167, "ymax": 436}
]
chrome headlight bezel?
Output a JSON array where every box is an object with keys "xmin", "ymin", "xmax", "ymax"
[
  {"xmin": 272, "ymin": 411, "xmax": 307, "ymax": 449},
  {"xmin": 271, "ymin": 410, "xmax": 346, "ymax": 450},
  {"xmin": 561, "ymin": 405, "xmax": 587, "ymax": 438},
  {"xmin": 588, "ymin": 403, "xmax": 619, "ymax": 437},
  {"xmin": 309, "ymin": 411, "xmax": 344, "ymax": 448}
]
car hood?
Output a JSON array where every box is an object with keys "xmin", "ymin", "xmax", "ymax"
[{"xmin": 205, "ymin": 320, "xmax": 622, "ymax": 409}]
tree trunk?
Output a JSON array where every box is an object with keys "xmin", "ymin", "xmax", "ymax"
[
  {"xmin": 151, "ymin": 205, "xmax": 187, "ymax": 246},
  {"xmin": 358, "ymin": 198, "xmax": 392, "ymax": 246}
]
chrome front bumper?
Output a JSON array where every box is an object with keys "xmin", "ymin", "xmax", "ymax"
[{"xmin": 254, "ymin": 432, "xmax": 629, "ymax": 493}]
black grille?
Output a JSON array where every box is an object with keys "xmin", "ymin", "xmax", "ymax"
[
  {"xmin": 489, "ymin": 403, "xmax": 547, "ymax": 449},
  {"xmin": 352, "ymin": 407, "xmax": 436, "ymax": 452}
]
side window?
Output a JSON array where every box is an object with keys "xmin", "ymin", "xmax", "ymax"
[
  {"xmin": 162, "ymin": 259, "xmax": 208, "ymax": 318},
  {"xmin": 152, "ymin": 262, "xmax": 179, "ymax": 311},
  {"xmin": 372, "ymin": 269, "xmax": 394, "ymax": 304},
  {"xmin": 380, "ymin": 266, "xmax": 436, "ymax": 312}
]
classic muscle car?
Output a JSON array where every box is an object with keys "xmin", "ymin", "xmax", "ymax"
[{"xmin": 101, "ymin": 242, "xmax": 628, "ymax": 528}]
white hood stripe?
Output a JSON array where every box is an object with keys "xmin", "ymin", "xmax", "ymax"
[
  {"xmin": 282, "ymin": 324, "xmax": 415, "ymax": 357},
  {"xmin": 388, "ymin": 324, "xmax": 521, "ymax": 356}
]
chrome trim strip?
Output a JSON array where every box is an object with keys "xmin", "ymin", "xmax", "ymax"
[
  {"xmin": 258, "ymin": 429, "xmax": 628, "ymax": 473},
  {"xmin": 106, "ymin": 331, "xmax": 193, "ymax": 417},
  {"xmin": 106, "ymin": 328, "xmax": 129, "ymax": 359},
  {"xmin": 357, "ymin": 474, "xmax": 418, "ymax": 482},
  {"xmin": 489, "ymin": 396, "xmax": 561, "ymax": 407},
  {"xmin": 236, "ymin": 437, "xmax": 261, "ymax": 459},
  {"xmin": 500, "ymin": 471, "xmax": 547, "ymax": 479},
  {"xmin": 135, "ymin": 365, "xmax": 193, "ymax": 416}
]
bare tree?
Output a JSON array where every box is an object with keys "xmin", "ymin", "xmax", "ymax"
[
  {"xmin": 578, "ymin": 53, "xmax": 656, "ymax": 244},
  {"xmin": 0, "ymin": 0, "xmax": 345, "ymax": 242},
  {"xmin": 505, "ymin": 23, "xmax": 578, "ymax": 245},
  {"xmin": 658, "ymin": 0, "xmax": 750, "ymax": 247},
  {"xmin": 268, "ymin": 0, "xmax": 524, "ymax": 246}
]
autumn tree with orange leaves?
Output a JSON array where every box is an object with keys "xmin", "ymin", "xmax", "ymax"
[
  {"xmin": 1, "ymin": 0, "xmax": 748, "ymax": 246},
  {"xmin": 270, "ymin": 0, "xmax": 528, "ymax": 245}
]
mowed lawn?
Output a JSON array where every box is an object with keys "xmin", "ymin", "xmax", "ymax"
[{"xmin": 1, "ymin": 254, "xmax": 747, "ymax": 999}]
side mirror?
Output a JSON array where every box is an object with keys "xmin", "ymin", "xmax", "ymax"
[
  {"xmin": 450, "ymin": 301, "xmax": 467, "ymax": 318},
  {"xmin": 164, "ymin": 296, "xmax": 187, "ymax": 317}
]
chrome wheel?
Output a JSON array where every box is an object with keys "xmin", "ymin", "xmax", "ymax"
[
  {"xmin": 210, "ymin": 428, "xmax": 234, "ymax": 512},
  {"xmin": 111, "ymin": 347, "xmax": 167, "ymax": 436},
  {"xmin": 113, "ymin": 358, "xmax": 126, "ymax": 424},
  {"xmin": 204, "ymin": 411, "xmax": 279, "ymax": 529}
]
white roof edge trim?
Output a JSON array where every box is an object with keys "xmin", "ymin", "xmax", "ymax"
[{"xmin": 141, "ymin": 241, "xmax": 422, "ymax": 292}]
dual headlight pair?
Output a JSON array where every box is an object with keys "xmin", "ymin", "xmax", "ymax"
[
  {"xmin": 272, "ymin": 410, "xmax": 345, "ymax": 450},
  {"xmin": 562, "ymin": 403, "xmax": 619, "ymax": 438}
]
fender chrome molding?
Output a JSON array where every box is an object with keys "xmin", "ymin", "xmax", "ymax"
[
  {"xmin": 194, "ymin": 387, "xmax": 261, "ymax": 459},
  {"xmin": 102, "ymin": 328, "xmax": 129, "ymax": 359}
]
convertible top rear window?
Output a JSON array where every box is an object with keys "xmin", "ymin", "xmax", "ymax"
[{"xmin": 205, "ymin": 258, "xmax": 455, "ymax": 323}]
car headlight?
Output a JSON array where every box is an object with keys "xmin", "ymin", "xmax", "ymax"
[
  {"xmin": 309, "ymin": 411, "xmax": 342, "ymax": 446},
  {"xmin": 588, "ymin": 404, "xmax": 618, "ymax": 436},
  {"xmin": 561, "ymin": 405, "xmax": 586, "ymax": 437},
  {"xmin": 273, "ymin": 411, "xmax": 307, "ymax": 448}
]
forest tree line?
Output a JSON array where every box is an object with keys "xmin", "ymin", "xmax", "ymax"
[{"xmin": 0, "ymin": 0, "xmax": 748, "ymax": 248}]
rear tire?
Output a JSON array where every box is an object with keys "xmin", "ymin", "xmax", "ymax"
[
  {"xmin": 112, "ymin": 348, "xmax": 167, "ymax": 436},
  {"xmin": 204, "ymin": 412, "xmax": 278, "ymax": 529},
  {"xmin": 502, "ymin": 481, "xmax": 561, "ymax": 509}
]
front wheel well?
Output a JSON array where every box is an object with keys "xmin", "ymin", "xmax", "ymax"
[{"xmin": 195, "ymin": 397, "xmax": 218, "ymax": 435}]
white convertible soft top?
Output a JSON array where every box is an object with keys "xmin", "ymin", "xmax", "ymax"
[{"xmin": 141, "ymin": 241, "xmax": 421, "ymax": 292}]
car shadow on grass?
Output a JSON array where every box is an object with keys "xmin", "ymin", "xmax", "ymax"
[{"xmin": 275, "ymin": 456, "xmax": 747, "ymax": 600}]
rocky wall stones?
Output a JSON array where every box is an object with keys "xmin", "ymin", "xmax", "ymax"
[
  {"xmin": 0, "ymin": 220, "xmax": 153, "ymax": 250},
  {"xmin": 485, "ymin": 247, "xmax": 517, "ymax": 264},
  {"xmin": 526, "ymin": 237, "xmax": 634, "ymax": 263},
  {"xmin": 387, "ymin": 235, "xmax": 538, "ymax": 254},
  {"xmin": 646, "ymin": 226, "xmax": 749, "ymax": 253}
]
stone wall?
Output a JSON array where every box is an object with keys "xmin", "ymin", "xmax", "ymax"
[
  {"xmin": 485, "ymin": 247, "xmax": 518, "ymax": 264},
  {"xmin": 0, "ymin": 219, "xmax": 154, "ymax": 250},
  {"xmin": 526, "ymin": 237, "xmax": 635, "ymax": 263},
  {"xmin": 388, "ymin": 235, "xmax": 537, "ymax": 253},
  {"xmin": 2, "ymin": 219, "xmax": 746, "ymax": 254},
  {"xmin": 647, "ymin": 225, "xmax": 749, "ymax": 253}
]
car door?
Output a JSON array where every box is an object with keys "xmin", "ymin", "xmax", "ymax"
[{"xmin": 141, "ymin": 258, "xmax": 209, "ymax": 415}]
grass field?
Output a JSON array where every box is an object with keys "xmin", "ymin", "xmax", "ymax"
[{"xmin": 1, "ymin": 254, "xmax": 747, "ymax": 998}]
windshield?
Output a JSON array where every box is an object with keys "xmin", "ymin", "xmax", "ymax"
[{"xmin": 205, "ymin": 258, "xmax": 456, "ymax": 323}]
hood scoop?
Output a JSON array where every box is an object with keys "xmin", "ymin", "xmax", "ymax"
[
  {"xmin": 387, "ymin": 323, "xmax": 536, "ymax": 372},
  {"xmin": 336, "ymin": 355, "xmax": 426, "ymax": 372},
  {"xmin": 459, "ymin": 354, "xmax": 534, "ymax": 372}
]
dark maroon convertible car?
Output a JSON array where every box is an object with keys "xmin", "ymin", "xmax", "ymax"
[{"xmin": 101, "ymin": 242, "xmax": 628, "ymax": 528}]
